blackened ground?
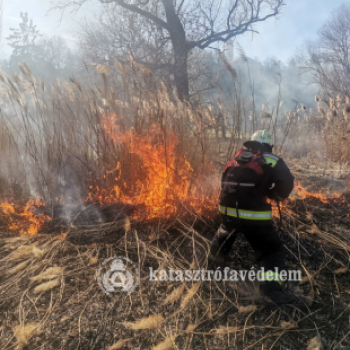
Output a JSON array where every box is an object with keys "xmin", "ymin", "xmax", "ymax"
[{"xmin": 0, "ymin": 195, "xmax": 350, "ymax": 349}]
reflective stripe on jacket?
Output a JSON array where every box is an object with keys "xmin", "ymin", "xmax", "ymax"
[
  {"xmin": 263, "ymin": 153, "xmax": 279, "ymax": 168},
  {"xmin": 219, "ymin": 205, "xmax": 272, "ymax": 221}
]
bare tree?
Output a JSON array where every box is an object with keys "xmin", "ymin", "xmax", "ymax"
[
  {"xmin": 78, "ymin": 4, "xmax": 215, "ymax": 95},
  {"xmin": 41, "ymin": 36, "xmax": 72, "ymax": 71},
  {"xmin": 298, "ymin": 4, "xmax": 350, "ymax": 99},
  {"xmin": 55, "ymin": 0, "xmax": 284, "ymax": 100},
  {"xmin": 78, "ymin": 4, "xmax": 174, "ymax": 72}
]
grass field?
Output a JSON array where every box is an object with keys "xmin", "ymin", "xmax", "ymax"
[{"xmin": 0, "ymin": 62, "xmax": 350, "ymax": 349}]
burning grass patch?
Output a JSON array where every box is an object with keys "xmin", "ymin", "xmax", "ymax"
[
  {"xmin": 0, "ymin": 62, "xmax": 350, "ymax": 349},
  {"xmin": 0, "ymin": 167, "xmax": 350, "ymax": 349}
]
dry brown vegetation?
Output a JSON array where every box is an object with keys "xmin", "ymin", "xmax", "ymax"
[
  {"xmin": 0, "ymin": 61, "xmax": 350, "ymax": 349},
  {"xmin": 2, "ymin": 196, "xmax": 350, "ymax": 349}
]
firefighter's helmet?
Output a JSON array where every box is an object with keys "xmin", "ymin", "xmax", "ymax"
[{"xmin": 244, "ymin": 130, "xmax": 273, "ymax": 149}]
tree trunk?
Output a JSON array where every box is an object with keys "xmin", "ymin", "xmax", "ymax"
[
  {"xmin": 162, "ymin": 0, "xmax": 190, "ymax": 100},
  {"xmin": 173, "ymin": 43, "xmax": 189, "ymax": 100}
]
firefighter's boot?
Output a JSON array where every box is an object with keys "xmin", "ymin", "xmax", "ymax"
[
  {"xmin": 208, "ymin": 250, "xmax": 226, "ymax": 270},
  {"xmin": 260, "ymin": 281, "xmax": 299, "ymax": 305}
]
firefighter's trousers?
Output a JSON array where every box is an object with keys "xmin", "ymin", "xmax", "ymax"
[{"xmin": 210, "ymin": 214, "xmax": 285, "ymax": 272}]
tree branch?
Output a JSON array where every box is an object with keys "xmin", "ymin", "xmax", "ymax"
[
  {"xmin": 227, "ymin": 0, "xmax": 239, "ymax": 30},
  {"xmin": 176, "ymin": 0, "xmax": 186, "ymax": 15},
  {"xmin": 188, "ymin": 5, "xmax": 282, "ymax": 50},
  {"xmin": 100, "ymin": 0, "xmax": 171, "ymax": 31}
]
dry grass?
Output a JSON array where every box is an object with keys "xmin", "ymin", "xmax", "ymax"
[
  {"xmin": 30, "ymin": 266, "xmax": 64, "ymax": 282},
  {"xmin": 163, "ymin": 284, "xmax": 186, "ymax": 305},
  {"xmin": 12, "ymin": 323, "xmax": 42, "ymax": 349},
  {"xmin": 122, "ymin": 314, "xmax": 164, "ymax": 330},
  {"xmin": 185, "ymin": 324, "xmax": 198, "ymax": 332},
  {"xmin": 107, "ymin": 338, "xmax": 131, "ymax": 350},
  {"xmin": 152, "ymin": 337, "xmax": 175, "ymax": 350},
  {"xmin": 307, "ymin": 336, "xmax": 323, "ymax": 350},
  {"xmin": 33, "ymin": 278, "xmax": 61, "ymax": 294},
  {"xmin": 280, "ymin": 321, "xmax": 298, "ymax": 330},
  {"xmin": 334, "ymin": 267, "xmax": 348, "ymax": 275},
  {"xmin": 0, "ymin": 60, "xmax": 227, "ymax": 220},
  {"xmin": 89, "ymin": 257, "xmax": 99, "ymax": 265},
  {"xmin": 0, "ymin": 61, "xmax": 349, "ymax": 350},
  {"xmin": 0, "ymin": 199, "xmax": 349, "ymax": 349},
  {"xmin": 32, "ymin": 246, "xmax": 44, "ymax": 258},
  {"xmin": 10, "ymin": 244, "xmax": 38, "ymax": 259},
  {"xmin": 237, "ymin": 304, "xmax": 257, "ymax": 313},
  {"xmin": 0, "ymin": 59, "xmax": 348, "ymax": 229},
  {"xmin": 209, "ymin": 326, "xmax": 239, "ymax": 335},
  {"xmin": 180, "ymin": 283, "xmax": 201, "ymax": 309},
  {"xmin": 7, "ymin": 260, "xmax": 30, "ymax": 275}
]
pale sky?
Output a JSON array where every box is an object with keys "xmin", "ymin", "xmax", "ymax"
[
  {"xmin": 237, "ymin": 0, "xmax": 348, "ymax": 62},
  {"xmin": 0, "ymin": 0, "xmax": 348, "ymax": 62}
]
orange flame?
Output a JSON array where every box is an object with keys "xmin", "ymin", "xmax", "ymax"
[
  {"xmin": 272, "ymin": 181, "xmax": 348, "ymax": 217},
  {"xmin": 87, "ymin": 114, "xmax": 218, "ymax": 219},
  {"xmin": 2, "ymin": 112, "xmax": 348, "ymax": 233},
  {"xmin": 291, "ymin": 182, "xmax": 343, "ymax": 203},
  {"xmin": 0, "ymin": 198, "xmax": 52, "ymax": 235}
]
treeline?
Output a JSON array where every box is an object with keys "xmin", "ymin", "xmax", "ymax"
[{"xmin": 2, "ymin": 1, "xmax": 347, "ymax": 115}]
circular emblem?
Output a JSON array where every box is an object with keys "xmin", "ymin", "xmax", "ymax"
[{"xmin": 97, "ymin": 256, "xmax": 139, "ymax": 295}]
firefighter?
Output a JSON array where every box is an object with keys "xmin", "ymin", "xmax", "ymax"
[{"xmin": 209, "ymin": 130, "xmax": 297, "ymax": 304}]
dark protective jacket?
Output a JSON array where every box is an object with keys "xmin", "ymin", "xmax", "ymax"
[{"xmin": 218, "ymin": 149, "xmax": 294, "ymax": 224}]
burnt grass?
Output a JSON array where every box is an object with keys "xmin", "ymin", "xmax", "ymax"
[{"xmin": 1, "ymin": 196, "xmax": 350, "ymax": 349}]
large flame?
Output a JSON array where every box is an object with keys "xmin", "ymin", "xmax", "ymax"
[
  {"xmin": 87, "ymin": 113, "xmax": 218, "ymax": 219},
  {"xmin": 1, "ymin": 111, "xmax": 348, "ymax": 234},
  {"xmin": 0, "ymin": 198, "xmax": 52, "ymax": 235}
]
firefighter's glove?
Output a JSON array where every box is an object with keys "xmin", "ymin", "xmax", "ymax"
[
  {"xmin": 267, "ymin": 188, "xmax": 283, "ymax": 201},
  {"xmin": 267, "ymin": 188, "xmax": 277, "ymax": 200}
]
